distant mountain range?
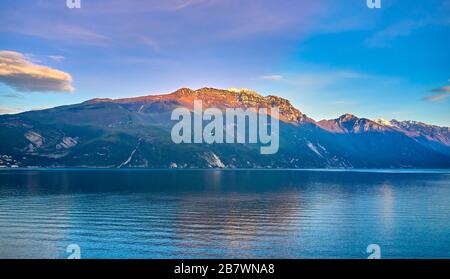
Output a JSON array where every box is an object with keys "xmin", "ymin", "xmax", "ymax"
[{"xmin": 0, "ymin": 87, "xmax": 449, "ymax": 169}]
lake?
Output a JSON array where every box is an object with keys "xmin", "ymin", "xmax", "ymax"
[{"xmin": 0, "ymin": 169, "xmax": 449, "ymax": 259}]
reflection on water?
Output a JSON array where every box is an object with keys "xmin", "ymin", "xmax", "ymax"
[{"xmin": 0, "ymin": 169, "xmax": 449, "ymax": 259}]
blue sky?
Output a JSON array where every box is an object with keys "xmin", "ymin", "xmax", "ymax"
[{"xmin": 0, "ymin": 0, "xmax": 449, "ymax": 125}]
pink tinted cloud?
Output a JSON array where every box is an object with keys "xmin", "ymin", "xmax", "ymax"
[
  {"xmin": 423, "ymin": 85, "xmax": 450, "ymax": 102},
  {"xmin": 0, "ymin": 50, "xmax": 74, "ymax": 93}
]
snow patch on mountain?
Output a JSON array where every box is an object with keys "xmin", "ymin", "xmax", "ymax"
[{"xmin": 375, "ymin": 118, "xmax": 395, "ymax": 127}]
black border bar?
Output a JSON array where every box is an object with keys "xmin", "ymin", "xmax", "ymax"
[{"xmin": 1, "ymin": 259, "xmax": 449, "ymax": 277}]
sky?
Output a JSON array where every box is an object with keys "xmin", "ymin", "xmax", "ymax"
[{"xmin": 0, "ymin": 0, "xmax": 449, "ymax": 126}]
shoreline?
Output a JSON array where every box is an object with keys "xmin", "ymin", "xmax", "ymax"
[{"xmin": 1, "ymin": 167, "xmax": 449, "ymax": 174}]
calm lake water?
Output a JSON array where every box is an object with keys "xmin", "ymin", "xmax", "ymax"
[{"xmin": 0, "ymin": 169, "xmax": 449, "ymax": 259}]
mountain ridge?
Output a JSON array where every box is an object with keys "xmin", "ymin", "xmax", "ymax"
[
  {"xmin": 84, "ymin": 87, "xmax": 314, "ymax": 124},
  {"xmin": 81, "ymin": 87, "xmax": 448, "ymax": 130},
  {"xmin": 0, "ymin": 87, "xmax": 449, "ymax": 169}
]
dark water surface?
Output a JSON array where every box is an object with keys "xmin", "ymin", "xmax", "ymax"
[{"xmin": 0, "ymin": 169, "xmax": 449, "ymax": 259}]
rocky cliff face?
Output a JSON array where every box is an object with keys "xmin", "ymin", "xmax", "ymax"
[{"xmin": 88, "ymin": 87, "xmax": 314, "ymax": 124}]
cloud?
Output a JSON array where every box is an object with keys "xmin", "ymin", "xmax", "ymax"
[
  {"xmin": 28, "ymin": 24, "xmax": 110, "ymax": 46},
  {"xmin": 77, "ymin": 0, "xmax": 219, "ymax": 14},
  {"xmin": 0, "ymin": 106, "xmax": 22, "ymax": 115},
  {"xmin": 49, "ymin": 55, "xmax": 65, "ymax": 62},
  {"xmin": 138, "ymin": 36, "xmax": 160, "ymax": 52},
  {"xmin": 258, "ymin": 70, "xmax": 378, "ymax": 92},
  {"xmin": 423, "ymin": 85, "xmax": 450, "ymax": 102},
  {"xmin": 261, "ymin": 75, "xmax": 283, "ymax": 81},
  {"xmin": 0, "ymin": 50, "xmax": 74, "ymax": 93},
  {"xmin": 292, "ymin": 71, "xmax": 372, "ymax": 88},
  {"xmin": 332, "ymin": 100, "xmax": 360, "ymax": 106},
  {"xmin": 0, "ymin": 0, "xmax": 363, "ymax": 51},
  {"xmin": 0, "ymin": 93, "xmax": 23, "ymax": 99},
  {"xmin": 0, "ymin": 12, "xmax": 111, "ymax": 47},
  {"xmin": 431, "ymin": 85, "xmax": 450, "ymax": 93},
  {"xmin": 173, "ymin": 0, "xmax": 215, "ymax": 10},
  {"xmin": 365, "ymin": 20, "xmax": 420, "ymax": 47},
  {"xmin": 365, "ymin": 16, "xmax": 450, "ymax": 48}
]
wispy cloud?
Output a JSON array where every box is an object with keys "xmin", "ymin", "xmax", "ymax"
[
  {"xmin": 0, "ymin": 50, "xmax": 74, "ymax": 93},
  {"xmin": 0, "ymin": 13, "xmax": 111, "ymax": 46},
  {"xmin": 174, "ymin": 0, "xmax": 215, "ymax": 10},
  {"xmin": 365, "ymin": 16, "xmax": 450, "ymax": 48},
  {"xmin": 77, "ymin": 0, "xmax": 219, "ymax": 14},
  {"xmin": 0, "ymin": 0, "xmax": 363, "ymax": 50},
  {"xmin": 423, "ymin": 85, "xmax": 450, "ymax": 102},
  {"xmin": 365, "ymin": 20, "xmax": 420, "ymax": 47},
  {"xmin": 332, "ymin": 100, "xmax": 360, "ymax": 106},
  {"xmin": 31, "ymin": 24, "xmax": 111, "ymax": 46},
  {"xmin": 0, "ymin": 92, "xmax": 23, "ymax": 99},
  {"xmin": 49, "ymin": 55, "xmax": 65, "ymax": 62},
  {"xmin": 257, "ymin": 70, "xmax": 386, "ymax": 93},
  {"xmin": 138, "ymin": 36, "xmax": 160, "ymax": 52},
  {"xmin": 290, "ymin": 71, "xmax": 373, "ymax": 88},
  {"xmin": 261, "ymin": 74, "xmax": 283, "ymax": 81}
]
